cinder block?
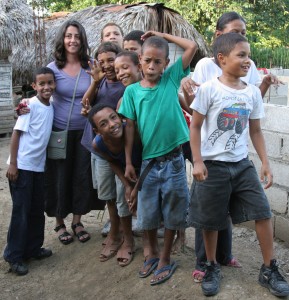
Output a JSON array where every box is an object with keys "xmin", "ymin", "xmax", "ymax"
[
  {"xmin": 249, "ymin": 131, "xmax": 282, "ymax": 159},
  {"xmin": 250, "ymin": 155, "xmax": 289, "ymax": 188},
  {"xmin": 261, "ymin": 105, "xmax": 289, "ymax": 134},
  {"xmin": 264, "ymin": 187, "xmax": 288, "ymax": 214},
  {"xmin": 240, "ymin": 217, "xmax": 275, "ymax": 232},
  {"xmin": 281, "ymin": 135, "xmax": 289, "ymax": 161},
  {"xmin": 275, "ymin": 216, "xmax": 289, "ymax": 245},
  {"xmin": 263, "ymin": 82, "xmax": 288, "ymax": 98}
]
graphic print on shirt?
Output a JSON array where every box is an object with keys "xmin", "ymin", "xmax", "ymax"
[{"xmin": 208, "ymin": 103, "xmax": 250, "ymax": 150}]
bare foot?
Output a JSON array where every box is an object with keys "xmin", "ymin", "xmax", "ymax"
[{"xmin": 171, "ymin": 230, "xmax": 186, "ymax": 254}]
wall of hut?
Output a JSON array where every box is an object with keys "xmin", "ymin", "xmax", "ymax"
[{"xmin": 0, "ymin": 52, "xmax": 15, "ymax": 135}]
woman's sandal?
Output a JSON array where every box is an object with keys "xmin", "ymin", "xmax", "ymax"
[
  {"xmin": 71, "ymin": 222, "xmax": 91, "ymax": 243},
  {"xmin": 54, "ymin": 224, "xmax": 73, "ymax": 245}
]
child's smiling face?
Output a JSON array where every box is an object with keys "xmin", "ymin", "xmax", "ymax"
[
  {"xmin": 97, "ymin": 51, "xmax": 117, "ymax": 81},
  {"xmin": 93, "ymin": 107, "xmax": 123, "ymax": 139},
  {"xmin": 219, "ymin": 41, "xmax": 251, "ymax": 78},
  {"xmin": 32, "ymin": 73, "xmax": 56, "ymax": 104},
  {"xmin": 114, "ymin": 55, "xmax": 141, "ymax": 87}
]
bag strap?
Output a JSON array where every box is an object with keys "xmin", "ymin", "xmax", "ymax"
[{"xmin": 66, "ymin": 69, "xmax": 82, "ymax": 131}]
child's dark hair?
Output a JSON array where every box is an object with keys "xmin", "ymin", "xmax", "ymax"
[
  {"xmin": 115, "ymin": 51, "xmax": 139, "ymax": 65},
  {"xmin": 54, "ymin": 20, "xmax": 90, "ymax": 69},
  {"xmin": 101, "ymin": 22, "xmax": 124, "ymax": 39},
  {"xmin": 216, "ymin": 11, "xmax": 246, "ymax": 31},
  {"xmin": 124, "ymin": 30, "xmax": 145, "ymax": 46},
  {"xmin": 88, "ymin": 103, "xmax": 116, "ymax": 128},
  {"xmin": 33, "ymin": 67, "xmax": 55, "ymax": 82},
  {"xmin": 142, "ymin": 36, "xmax": 169, "ymax": 58},
  {"xmin": 213, "ymin": 32, "xmax": 248, "ymax": 66},
  {"xmin": 95, "ymin": 42, "xmax": 123, "ymax": 59}
]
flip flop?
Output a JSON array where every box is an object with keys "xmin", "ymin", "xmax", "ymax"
[
  {"xmin": 150, "ymin": 261, "xmax": 178, "ymax": 286},
  {"xmin": 139, "ymin": 257, "xmax": 160, "ymax": 278},
  {"xmin": 192, "ymin": 269, "xmax": 205, "ymax": 283}
]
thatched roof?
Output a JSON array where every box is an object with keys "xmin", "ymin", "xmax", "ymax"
[
  {"xmin": 9, "ymin": 3, "xmax": 211, "ymax": 83},
  {"xmin": 0, "ymin": 0, "xmax": 34, "ymax": 58}
]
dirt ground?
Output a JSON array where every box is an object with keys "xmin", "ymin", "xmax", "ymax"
[{"xmin": 0, "ymin": 136, "xmax": 288, "ymax": 300}]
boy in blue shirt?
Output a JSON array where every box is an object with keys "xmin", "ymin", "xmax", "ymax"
[
  {"xmin": 4, "ymin": 67, "xmax": 55, "ymax": 275},
  {"xmin": 188, "ymin": 32, "xmax": 289, "ymax": 297},
  {"xmin": 119, "ymin": 31, "xmax": 197, "ymax": 285}
]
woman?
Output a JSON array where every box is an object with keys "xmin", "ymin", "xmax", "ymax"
[{"xmin": 45, "ymin": 20, "xmax": 99, "ymax": 244}]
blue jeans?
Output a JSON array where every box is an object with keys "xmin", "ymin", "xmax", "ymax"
[
  {"xmin": 4, "ymin": 170, "xmax": 45, "ymax": 263},
  {"xmin": 137, "ymin": 153, "xmax": 189, "ymax": 230}
]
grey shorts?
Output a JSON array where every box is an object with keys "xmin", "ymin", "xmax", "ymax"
[
  {"xmin": 187, "ymin": 158, "xmax": 272, "ymax": 231},
  {"xmin": 92, "ymin": 153, "xmax": 130, "ymax": 217}
]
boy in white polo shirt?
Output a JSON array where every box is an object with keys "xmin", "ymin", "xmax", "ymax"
[{"xmin": 4, "ymin": 67, "xmax": 55, "ymax": 275}]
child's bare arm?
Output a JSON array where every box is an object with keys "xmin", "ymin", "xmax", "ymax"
[
  {"xmin": 259, "ymin": 74, "xmax": 284, "ymax": 98},
  {"xmin": 141, "ymin": 31, "xmax": 198, "ymax": 70},
  {"xmin": 6, "ymin": 130, "xmax": 21, "ymax": 182},
  {"xmin": 190, "ymin": 111, "xmax": 207, "ymax": 181},
  {"xmin": 83, "ymin": 60, "xmax": 105, "ymax": 105},
  {"xmin": 124, "ymin": 118, "xmax": 137, "ymax": 182},
  {"xmin": 249, "ymin": 119, "xmax": 273, "ymax": 189}
]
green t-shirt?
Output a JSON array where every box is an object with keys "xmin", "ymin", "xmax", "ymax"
[{"xmin": 118, "ymin": 57, "xmax": 189, "ymax": 160}]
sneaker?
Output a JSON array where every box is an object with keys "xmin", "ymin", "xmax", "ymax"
[
  {"xmin": 32, "ymin": 248, "xmax": 53, "ymax": 260},
  {"xmin": 101, "ymin": 219, "xmax": 111, "ymax": 237},
  {"xmin": 201, "ymin": 261, "xmax": 221, "ymax": 296},
  {"xmin": 258, "ymin": 259, "xmax": 289, "ymax": 297},
  {"xmin": 9, "ymin": 262, "xmax": 28, "ymax": 276}
]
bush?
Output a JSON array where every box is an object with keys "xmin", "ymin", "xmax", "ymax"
[{"xmin": 250, "ymin": 47, "xmax": 289, "ymax": 69}]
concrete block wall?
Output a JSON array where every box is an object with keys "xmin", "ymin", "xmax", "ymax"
[{"xmin": 248, "ymin": 103, "xmax": 289, "ymax": 245}]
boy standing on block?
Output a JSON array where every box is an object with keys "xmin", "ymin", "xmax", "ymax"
[
  {"xmin": 4, "ymin": 67, "xmax": 55, "ymax": 275},
  {"xmin": 119, "ymin": 31, "xmax": 197, "ymax": 285},
  {"xmin": 188, "ymin": 32, "xmax": 289, "ymax": 297}
]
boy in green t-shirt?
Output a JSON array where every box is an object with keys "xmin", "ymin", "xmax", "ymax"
[{"xmin": 118, "ymin": 31, "xmax": 197, "ymax": 285}]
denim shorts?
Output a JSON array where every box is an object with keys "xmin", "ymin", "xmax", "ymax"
[
  {"xmin": 92, "ymin": 153, "xmax": 130, "ymax": 217},
  {"xmin": 187, "ymin": 158, "xmax": 272, "ymax": 231},
  {"xmin": 137, "ymin": 153, "xmax": 189, "ymax": 230}
]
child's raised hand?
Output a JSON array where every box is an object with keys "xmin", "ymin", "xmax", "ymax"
[
  {"xmin": 6, "ymin": 165, "xmax": 18, "ymax": 182},
  {"xmin": 80, "ymin": 98, "xmax": 91, "ymax": 117},
  {"xmin": 87, "ymin": 60, "xmax": 105, "ymax": 83},
  {"xmin": 260, "ymin": 163, "xmax": 273, "ymax": 189},
  {"xmin": 181, "ymin": 77, "xmax": 200, "ymax": 97},
  {"xmin": 193, "ymin": 161, "xmax": 208, "ymax": 181},
  {"xmin": 141, "ymin": 31, "xmax": 163, "ymax": 41},
  {"xmin": 125, "ymin": 163, "xmax": 137, "ymax": 182}
]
